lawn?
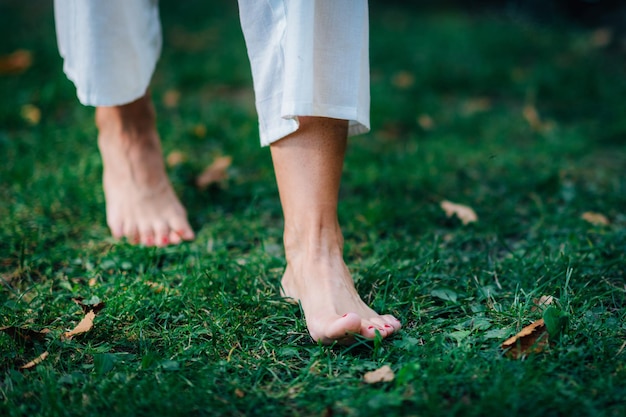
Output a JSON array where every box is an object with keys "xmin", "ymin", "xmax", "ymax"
[{"xmin": 1, "ymin": 1, "xmax": 625, "ymax": 416}]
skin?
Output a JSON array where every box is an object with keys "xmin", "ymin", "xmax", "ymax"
[
  {"xmin": 95, "ymin": 93, "xmax": 194, "ymax": 246},
  {"xmin": 95, "ymin": 95, "xmax": 400, "ymax": 344},
  {"xmin": 271, "ymin": 116, "xmax": 401, "ymax": 344}
]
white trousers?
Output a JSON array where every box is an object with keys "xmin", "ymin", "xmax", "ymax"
[{"xmin": 54, "ymin": 0, "xmax": 370, "ymax": 146}]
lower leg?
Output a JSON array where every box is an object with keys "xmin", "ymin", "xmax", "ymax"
[
  {"xmin": 95, "ymin": 92, "xmax": 194, "ymax": 246},
  {"xmin": 271, "ymin": 116, "xmax": 401, "ymax": 344}
]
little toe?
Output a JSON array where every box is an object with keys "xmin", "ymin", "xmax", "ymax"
[{"xmin": 168, "ymin": 230, "xmax": 183, "ymax": 245}]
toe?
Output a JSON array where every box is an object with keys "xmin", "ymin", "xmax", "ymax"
[
  {"xmin": 381, "ymin": 314, "xmax": 402, "ymax": 331},
  {"xmin": 312, "ymin": 313, "xmax": 362, "ymax": 344},
  {"xmin": 168, "ymin": 230, "xmax": 183, "ymax": 245},
  {"xmin": 362, "ymin": 322, "xmax": 389, "ymax": 339},
  {"xmin": 170, "ymin": 217, "xmax": 195, "ymax": 241},
  {"xmin": 123, "ymin": 223, "xmax": 140, "ymax": 245},
  {"xmin": 153, "ymin": 221, "xmax": 170, "ymax": 247}
]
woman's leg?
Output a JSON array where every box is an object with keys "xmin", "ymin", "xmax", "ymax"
[
  {"xmin": 95, "ymin": 93, "xmax": 194, "ymax": 246},
  {"xmin": 54, "ymin": 0, "xmax": 193, "ymax": 245},
  {"xmin": 271, "ymin": 117, "xmax": 401, "ymax": 344}
]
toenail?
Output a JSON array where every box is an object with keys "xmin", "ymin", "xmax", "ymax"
[
  {"xmin": 161, "ymin": 237, "xmax": 169, "ymax": 245},
  {"xmin": 342, "ymin": 314, "xmax": 348, "ymax": 318},
  {"xmin": 368, "ymin": 326, "xmax": 375, "ymax": 330},
  {"xmin": 384, "ymin": 324, "xmax": 392, "ymax": 328}
]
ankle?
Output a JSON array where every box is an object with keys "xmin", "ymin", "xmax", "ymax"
[
  {"xmin": 283, "ymin": 222, "xmax": 345, "ymax": 264},
  {"xmin": 95, "ymin": 95, "xmax": 156, "ymax": 133}
]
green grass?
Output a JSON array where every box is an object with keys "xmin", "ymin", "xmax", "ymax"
[{"xmin": 1, "ymin": 1, "xmax": 625, "ymax": 416}]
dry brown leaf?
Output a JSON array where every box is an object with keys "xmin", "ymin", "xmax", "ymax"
[
  {"xmin": 501, "ymin": 318, "xmax": 549, "ymax": 359},
  {"xmin": 440, "ymin": 200, "xmax": 478, "ymax": 225},
  {"xmin": 196, "ymin": 156, "xmax": 232, "ymax": 189},
  {"xmin": 88, "ymin": 277, "xmax": 98, "ymax": 287},
  {"xmin": 20, "ymin": 351, "xmax": 49, "ymax": 370},
  {"xmin": 581, "ymin": 211, "xmax": 609, "ymax": 226},
  {"xmin": 363, "ymin": 365, "xmax": 395, "ymax": 384},
  {"xmin": 462, "ymin": 97, "xmax": 492, "ymax": 115},
  {"xmin": 0, "ymin": 49, "xmax": 32, "ymax": 74},
  {"xmin": 63, "ymin": 311, "xmax": 96, "ymax": 340},
  {"xmin": 193, "ymin": 124, "xmax": 207, "ymax": 138},
  {"xmin": 417, "ymin": 114, "xmax": 435, "ymax": 130},
  {"xmin": 145, "ymin": 281, "xmax": 165, "ymax": 294},
  {"xmin": 71, "ymin": 298, "xmax": 105, "ymax": 315},
  {"xmin": 234, "ymin": 388, "xmax": 245, "ymax": 398},
  {"xmin": 531, "ymin": 295, "xmax": 555, "ymax": 312},
  {"xmin": 166, "ymin": 150, "xmax": 187, "ymax": 167},
  {"xmin": 162, "ymin": 89, "xmax": 180, "ymax": 108},
  {"xmin": 590, "ymin": 28, "xmax": 612, "ymax": 48},
  {"xmin": 21, "ymin": 104, "xmax": 41, "ymax": 125},
  {"xmin": 0, "ymin": 326, "xmax": 49, "ymax": 344},
  {"xmin": 523, "ymin": 104, "xmax": 542, "ymax": 131},
  {"xmin": 391, "ymin": 71, "xmax": 415, "ymax": 89}
]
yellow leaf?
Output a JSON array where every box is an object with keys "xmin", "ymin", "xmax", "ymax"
[
  {"xmin": 523, "ymin": 104, "xmax": 542, "ymax": 131},
  {"xmin": 196, "ymin": 156, "xmax": 232, "ymax": 189},
  {"xmin": 21, "ymin": 104, "xmax": 41, "ymax": 125},
  {"xmin": 63, "ymin": 311, "xmax": 96, "ymax": 340},
  {"xmin": 501, "ymin": 319, "xmax": 549, "ymax": 359},
  {"xmin": 162, "ymin": 89, "xmax": 180, "ymax": 108},
  {"xmin": 440, "ymin": 200, "xmax": 478, "ymax": 225},
  {"xmin": 391, "ymin": 71, "xmax": 414, "ymax": 89},
  {"xmin": 581, "ymin": 211, "xmax": 609, "ymax": 226},
  {"xmin": 417, "ymin": 114, "xmax": 435, "ymax": 130},
  {"xmin": 166, "ymin": 150, "xmax": 187, "ymax": 167},
  {"xmin": 364, "ymin": 365, "xmax": 395, "ymax": 384},
  {"xmin": 20, "ymin": 351, "xmax": 49, "ymax": 370},
  {"xmin": 462, "ymin": 97, "xmax": 492, "ymax": 115}
]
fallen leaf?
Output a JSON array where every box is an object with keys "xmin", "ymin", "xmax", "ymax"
[
  {"xmin": 581, "ymin": 211, "xmax": 609, "ymax": 226},
  {"xmin": 21, "ymin": 104, "xmax": 41, "ymax": 125},
  {"xmin": 166, "ymin": 150, "xmax": 187, "ymax": 167},
  {"xmin": 234, "ymin": 388, "xmax": 245, "ymax": 398},
  {"xmin": 196, "ymin": 156, "xmax": 232, "ymax": 189},
  {"xmin": 72, "ymin": 297, "xmax": 105, "ymax": 314},
  {"xmin": 63, "ymin": 311, "xmax": 96, "ymax": 340},
  {"xmin": 88, "ymin": 277, "xmax": 98, "ymax": 287},
  {"xmin": 0, "ymin": 326, "xmax": 49, "ymax": 344},
  {"xmin": 501, "ymin": 318, "xmax": 548, "ymax": 359},
  {"xmin": 145, "ymin": 281, "xmax": 165, "ymax": 294},
  {"xmin": 391, "ymin": 71, "xmax": 415, "ymax": 89},
  {"xmin": 364, "ymin": 365, "xmax": 395, "ymax": 384},
  {"xmin": 590, "ymin": 28, "xmax": 612, "ymax": 48},
  {"xmin": 417, "ymin": 114, "xmax": 435, "ymax": 130},
  {"xmin": 523, "ymin": 104, "xmax": 542, "ymax": 131},
  {"xmin": 462, "ymin": 97, "xmax": 492, "ymax": 115},
  {"xmin": 531, "ymin": 295, "xmax": 554, "ymax": 312},
  {"xmin": 162, "ymin": 89, "xmax": 180, "ymax": 108},
  {"xmin": 0, "ymin": 49, "xmax": 32, "ymax": 74},
  {"xmin": 193, "ymin": 124, "xmax": 207, "ymax": 138},
  {"xmin": 20, "ymin": 351, "xmax": 49, "ymax": 370},
  {"xmin": 440, "ymin": 200, "xmax": 478, "ymax": 225}
]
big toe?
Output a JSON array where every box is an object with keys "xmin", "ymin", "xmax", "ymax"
[{"xmin": 311, "ymin": 313, "xmax": 362, "ymax": 345}]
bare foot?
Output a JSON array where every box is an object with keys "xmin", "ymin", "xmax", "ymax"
[
  {"xmin": 271, "ymin": 116, "xmax": 400, "ymax": 345},
  {"xmin": 95, "ymin": 93, "xmax": 194, "ymax": 246},
  {"xmin": 280, "ymin": 230, "xmax": 401, "ymax": 345}
]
